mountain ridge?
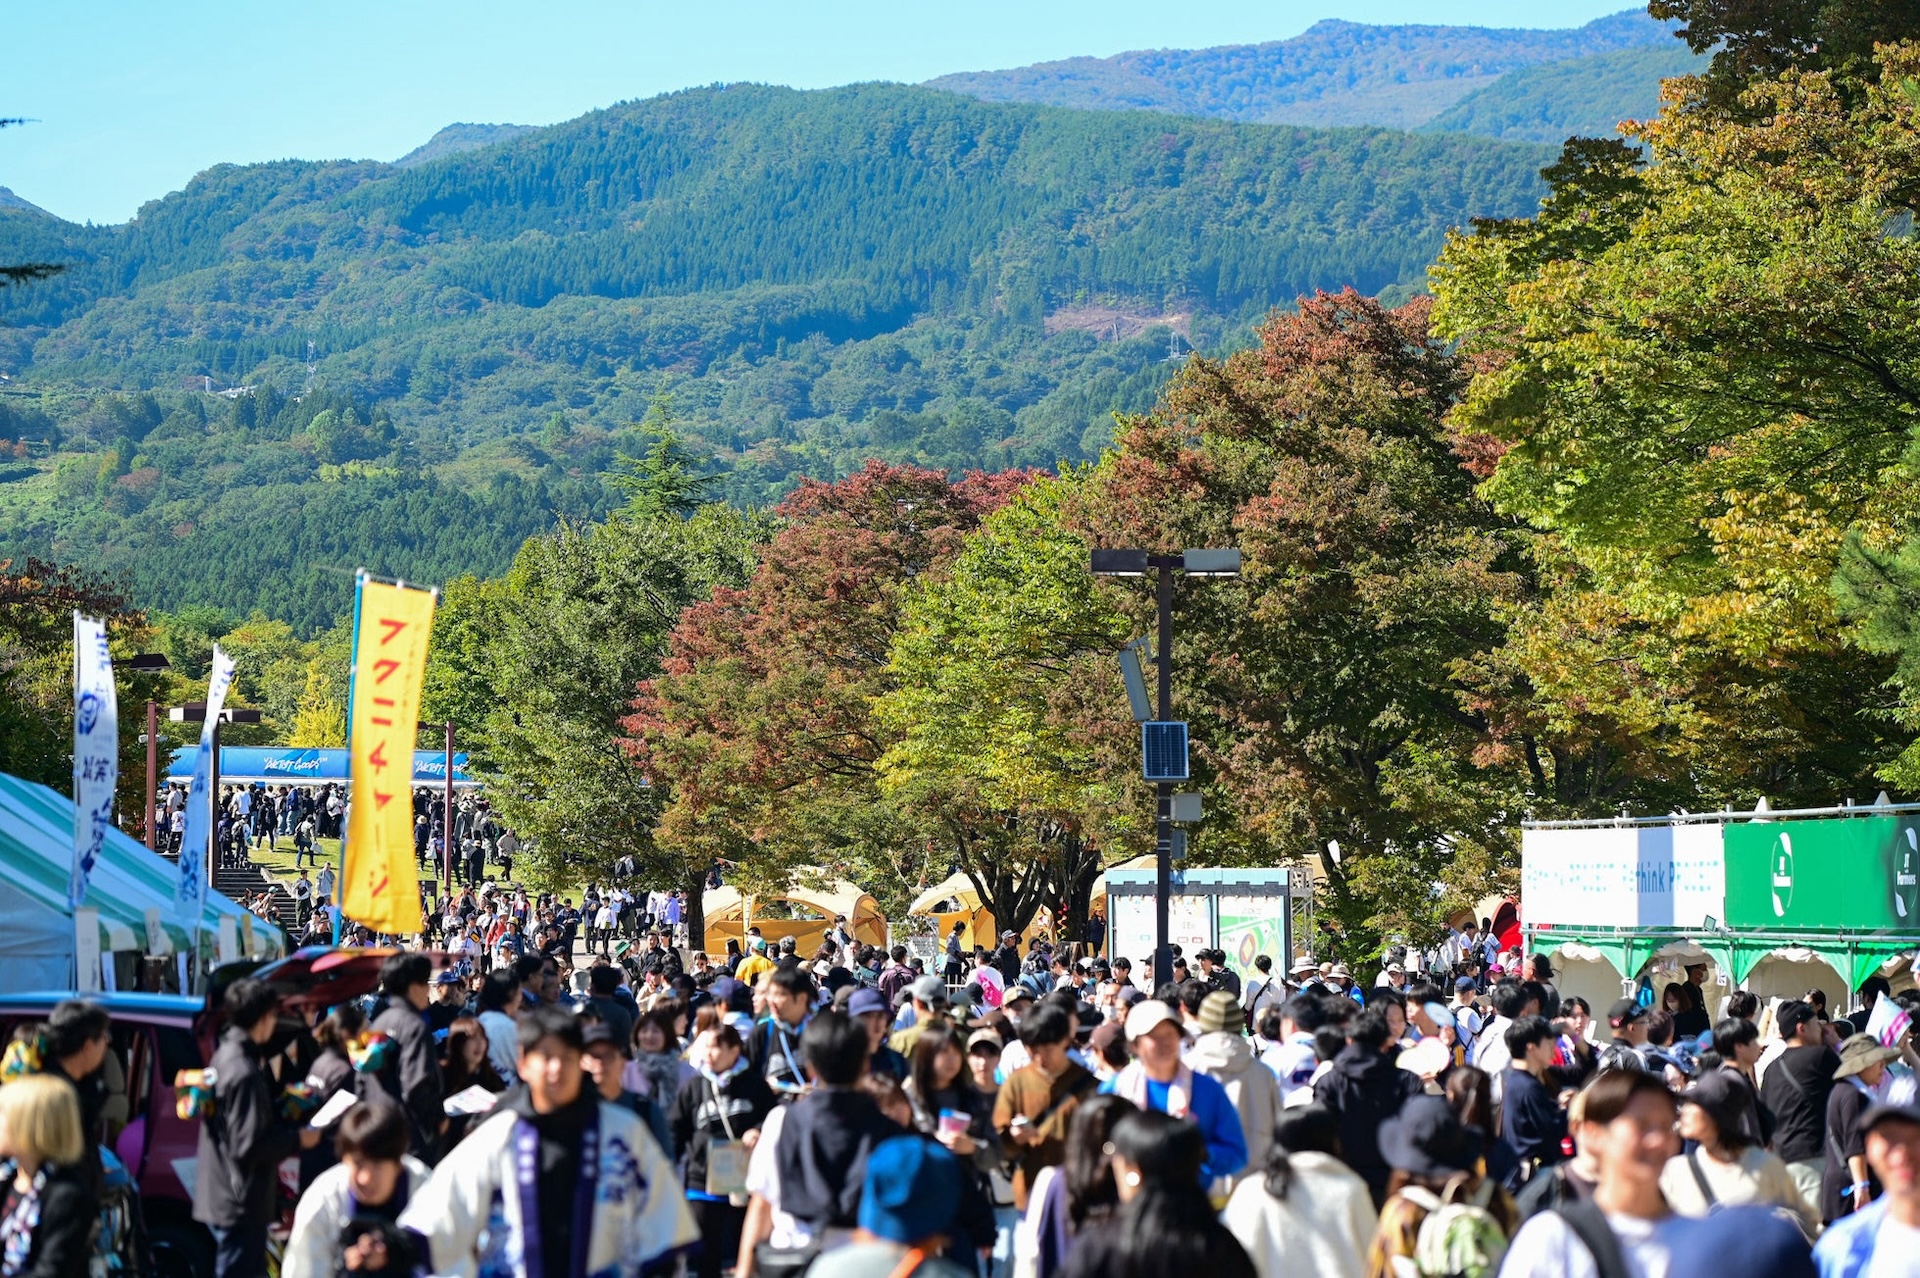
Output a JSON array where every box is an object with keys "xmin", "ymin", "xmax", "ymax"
[
  {"xmin": 925, "ymin": 8, "xmax": 1680, "ymax": 132},
  {"xmin": 0, "ymin": 81, "xmax": 1555, "ymax": 628}
]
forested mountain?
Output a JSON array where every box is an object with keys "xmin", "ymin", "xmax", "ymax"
[
  {"xmin": 394, "ymin": 122, "xmax": 540, "ymax": 167},
  {"xmin": 0, "ymin": 81, "xmax": 1553, "ymax": 629},
  {"xmin": 1418, "ymin": 43, "xmax": 1706, "ymax": 142},
  {"xmin": 925, "ymin": 10, "xmax": 1677, "ymax": 132}
]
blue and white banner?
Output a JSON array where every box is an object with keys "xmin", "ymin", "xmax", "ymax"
[
  {"xmin": 70, "ymin": 614, "xmax": 118, "ymax": 910},
  {"xmin": 174, "ymin": 646, "xmax": 236, "ymax": 926}
]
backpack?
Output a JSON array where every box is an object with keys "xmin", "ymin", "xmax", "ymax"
[{"xmin": 1393, "ymin": 1178, "xmax": 1509, "ymax": 1278}]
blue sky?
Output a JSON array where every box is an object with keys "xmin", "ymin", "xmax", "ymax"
[{"xmin": 10, "ymin": 1, "xmax": 1640, "ymax": 224}]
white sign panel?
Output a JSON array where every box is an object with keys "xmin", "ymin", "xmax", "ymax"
[
  {"xmin": 74, "ymin": 909, "xmax": 101, "ymax": 993},
  {"xmin": 1522, "ymin": 823, "xmax": 1726, "ymax": 929}
]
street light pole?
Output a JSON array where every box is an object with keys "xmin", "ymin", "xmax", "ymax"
[
  {"xmin": 1091, "ymin": 547, "xmax": 1239, "ymax": 991},
  {"xmin": 110, "ymin": 653, "xmax": 172, "ymax": 849},
  {"xmin": 1153, "ymin": 558, "xmax": 1175, "ymax": 992}
]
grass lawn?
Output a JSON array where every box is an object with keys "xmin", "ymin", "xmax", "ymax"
[{"xmin": 245, "ymin": 837, "xmax": 442, "ymax": 891}]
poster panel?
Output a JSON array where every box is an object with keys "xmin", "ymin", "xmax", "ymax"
[
  {"xmin": 1522, "ymin": 824, "xmax": 1725, "ymax": 929},
  {"xmin": 1724, "ymin": 815, "xmax": 1920, "ymax": 931},
  {"xmin": 1217, "ymin": 894, "xmax": 1287, "ymax": 984}
]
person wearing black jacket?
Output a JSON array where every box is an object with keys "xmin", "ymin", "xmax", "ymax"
[
  {"xmin": 992, "ymin": 935, "xmax": 1023, "ymax": 989},
  {"xmin": 358, "ymin": 954, "xmax": 446, "ymax": 1164},
  {"xmin": 41, "ymin": 1000, "xmax": 111, "ymax": 1197},
  {"xmin": 1499, "ymin": 1016, "xmax": 1569, "ymax": 1191},
  {"xmin": 642, "ymin": 932, "xmax": 685, "ymax": 981},
  {"xmin": 672, "ymin": 1016, "xmax": 778, "ymax": 1278},
  {"xmin": 1310, "ymin": 1008, "xmax": 1423, "ymax": 1206},
  {"xmin": 0, "ymin": 1073, "xmax": 99, "ymax": 1278},
  {"xmin": 195, "ymin": 978, "xmax": 320, "ymax": 1278},
  {"xmin": 1762, "ymin": 999, "xmax": 1840, "ymax": 1212},
  {"xmin": 739, "ymin": 1011, "xmax": 904, "ymax": 1273}
]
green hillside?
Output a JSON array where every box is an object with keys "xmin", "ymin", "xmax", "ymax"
[
  {"xmin": 0, "ymin": 82, "xmax": 1553, "ymax": 630},
  {"xmin": 1419, "ymin": 44, "xmax": 1707, "ymax": 142},
  {"xmin": 924, "ymin": 10, "xmax": 1675, "ymax": 130}
]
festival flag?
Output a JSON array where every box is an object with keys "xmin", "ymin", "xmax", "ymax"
[
  {"xmin": 341, "ymin": 577, "xmax": 435, "ymax": 936},
  {"xmin": 70, "ymin": 614, "xmax": 118, "ymax": 910},
  {"xmin": 174, "ymin": 646, "xmax": 236, "ymax": 926}
]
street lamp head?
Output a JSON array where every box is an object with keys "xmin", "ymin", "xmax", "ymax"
[
  {"xmin": 1179, "ymin": 549, "xmax": 1241, "ymax": 577},
  {"xmin": 113, "ymin": 653, "xmax": 172, "ymax": 671},
  {"xmin": 1089, "ymin": 548, "xmax": 1150, "ymax": 577}
]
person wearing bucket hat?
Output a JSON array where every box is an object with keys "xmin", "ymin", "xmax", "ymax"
[
  {"xmin": 1102, "ymin": 1000, "xmax": 1248, "ymax": 1184},
  {"xmin": 1187, "ymin": 990, "xmax": 1280, "ymax": 1188},
  {"xmin": 806, "ymin": 1136, "xmax": 973, "ymax": 1278},
  {"xmin": 1369, "ymin": 1094, "xmax": 1515, "ymax": 1277},
  {"xmin": 1822, "ymin": 1034, "xmax": 1904, "ymax": 1224}
]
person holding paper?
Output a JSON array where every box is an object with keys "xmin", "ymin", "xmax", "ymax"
[
  {"xmin": 284, "ymin": 1101, "xmax": 428, "ymax": 1278},
  {"xmin": 672, "ymin": 1009, "xmax": 778, "ymax": 1278},
  {"xmin": 195, "ymin": 980, "xmax": 323, "ymax": 1278}
]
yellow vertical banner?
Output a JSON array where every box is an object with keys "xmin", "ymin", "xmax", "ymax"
[{"xmin": 342, "ymin": 579, "xmax": 435, "ymax": 936}]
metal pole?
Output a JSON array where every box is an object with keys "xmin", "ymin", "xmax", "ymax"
[
  {"xmin": 144, "ymin": 700, "xmax": 158, "ymax": 850},
  {"xmin": 443, "ymin": 721, "xmax": 455, "ymax": 900},
  {"xmin": 1154, "ymin": 562, "xmax": 1174, "ymax": 991},
  {"xmin": 208, "ymin": 719, "xmax": 221, "ymax": 895}
]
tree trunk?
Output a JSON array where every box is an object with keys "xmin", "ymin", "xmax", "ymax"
[
  {"xmin": 1055, "ymin": 835, "xmax": 1103, "ymax": 945},
  {"xmin": 956, "ymin": 824, "xmax": 1050, "ymax": 943},
  {"xmin": 683, "ymin": 863, "xmax": 706, "ymax": 954}
]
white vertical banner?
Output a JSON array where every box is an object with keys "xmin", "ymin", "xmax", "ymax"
[
  {"xmin": 70, "ymin": 614, "xmax": 118, "ymax": 909},
  {"xmin": 74, "ymin": 909, "xmax": 101, "ymax": 993},
  {"xmin": 174, "ymin": 647, "xmax": 236, "ymax": 928},
  {"xmin": 216, "ymin": 916, "xmax": 238, "ymax": 964}
]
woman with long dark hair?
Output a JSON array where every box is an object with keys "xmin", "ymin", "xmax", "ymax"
[
  {"xmin": 1056, "ymin": 1109, "xmax": 1256, "ymax": 1278},
  {"xmin": 1021, "ymin": 1094, "xmax": 1131, "ymax": 1278},
  {"xmin": 1223, "ymin": 1104, "xmax": 1375, "ymax": 1278},
  {"xmin": 1444, "ymin": 1065, "xmax": 1519, "ymax": 1192},
  {"xmin": 906, "ymin": 1022, "xmax": 1000, "ymax": 1172}
]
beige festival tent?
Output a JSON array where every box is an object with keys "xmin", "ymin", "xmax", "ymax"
[{"xmin": 700, "ymin": 870, "xmax": 886, "ymax": 954}]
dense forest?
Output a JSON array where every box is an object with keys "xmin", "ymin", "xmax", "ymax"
[
  {"xmin": 1417, "ymin": 44, "xmax": 1706, "ymax": 142},
  {"xmin": 0, "ymin": 81, "xmax": 1553, "ymax": 628},
  {"xmin": 926, "ymin": 9, "xmax": 1677, "ymax": 131}
]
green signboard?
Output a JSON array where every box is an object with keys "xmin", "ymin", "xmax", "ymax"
[
  {"xmin": 1217, "ymin": 895, "xmax": 1288, "ymax": 985},
  {"xmin": 1723, "ymin": 815, "xmax": 1920, "ymax": 932}
]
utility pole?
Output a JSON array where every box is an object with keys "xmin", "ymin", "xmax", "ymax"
[
  {"xmin": 145, "ymin": 700, "xmax": 157, "ymax": 849},
  {"xmin": 443, "ymin": 721, "xmax": 455, "ymax": 900}
]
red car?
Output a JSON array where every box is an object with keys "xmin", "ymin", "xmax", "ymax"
[{"xmin": 0, "ymin": 948, "xmax": 402, "ymax": 1278}]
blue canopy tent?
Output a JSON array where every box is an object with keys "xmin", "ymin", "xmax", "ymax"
[
  {"xmin": 163, "ymin": 746, "xmax": 480, "ymax": 788},
  {"xmin": 0, "ymin": 772, "xmax": 282, "ymax": 992}
]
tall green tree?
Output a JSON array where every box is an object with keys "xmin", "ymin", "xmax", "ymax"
[
  {"xmin": 480, "ymin": 506, "xmax": 763, "ymax": 907},
  {"xmin": 1072, "ymin": 291, "xmax": 1525, "ymax": 954},
  {"xmin": 1431, "ymin": 46, "xmax": 1917, "ymax": 801},
  {"xmin": 876, "ymin": 473, "xmax": 1143, "ymax": 938}
]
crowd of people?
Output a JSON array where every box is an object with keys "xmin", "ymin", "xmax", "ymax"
[{"xmin": 5, "ymin": 921, "xmax": 1920, "ymax": 1278}]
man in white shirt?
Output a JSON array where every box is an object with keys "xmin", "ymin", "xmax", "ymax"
[
  {"xmin": 315, "ymin": 863, "xmax": 336, "ymax": 903},
  {"xmin": 1259, "ymin": 993, "xmax": 1325, "ymax": 1106}
]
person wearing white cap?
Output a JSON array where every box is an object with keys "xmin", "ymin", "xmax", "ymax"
[{"xmin": 1101, "ymin": 999, "xmax": 1248, "ymax": 1186}]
